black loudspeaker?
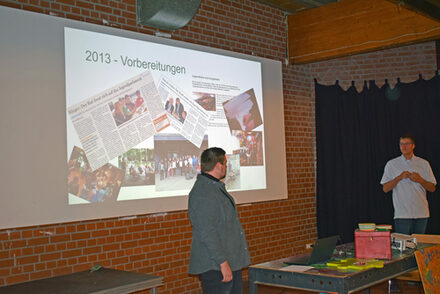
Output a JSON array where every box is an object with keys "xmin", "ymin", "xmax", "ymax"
[{"xmin": 136, "ymin": 0, "xmax": 202, "ymax": 31}]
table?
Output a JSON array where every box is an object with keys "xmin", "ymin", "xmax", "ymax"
[
  {"xmin": 0, "ymin": 267, "xmax": 163, "ymax": 294},
  {"xmin": 248, "ymin": 243, "xmax": 423, "ymax": 294}
]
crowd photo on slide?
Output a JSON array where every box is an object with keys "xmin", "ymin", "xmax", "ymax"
[
  {"xmin": 68, "ymin": 146, "xmax": 125, "ymax": 203},
  {"xmin": 153, "ymin": 134, "xmax": 209, "ymax": 192},
  {"xmin": 118, "ymin": 148, "xmax": 155, "ymax": 187}
]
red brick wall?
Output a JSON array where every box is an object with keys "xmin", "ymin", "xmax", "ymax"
[{"xmin": 0, "ymin": 0, "xmax": 436, "ymax": 293}]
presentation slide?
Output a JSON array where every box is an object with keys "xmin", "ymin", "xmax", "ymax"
[
  {"xmin": 65, "ymin": 28, "xmax": 266, "ymax": 204},
  {"xmin": 0, "ymin": 6, "xmax": 287, "ymax": 230}
]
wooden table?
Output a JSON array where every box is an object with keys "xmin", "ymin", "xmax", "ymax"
[
  {"xmin": 0, "ymin": 268, "xmax": 162, "ymax": 294},
  {"xmin": 248, "ymin": 243, "xmax": 422, "ymax": 294}
]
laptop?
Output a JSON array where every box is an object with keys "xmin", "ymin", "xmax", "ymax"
[{"xmin": 284, "ymin": 235, "xmax": 340, "ymax": 265}]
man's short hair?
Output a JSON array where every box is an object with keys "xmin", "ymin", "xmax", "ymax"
[
  {"xmin": 201, "ymin": 147, "xmax": 225, "ymax": 173},
  {"xmin": 400, "ymin": 133, "xmax": 415, "ymax": 144}
]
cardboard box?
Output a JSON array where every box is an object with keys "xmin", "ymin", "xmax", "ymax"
[{"xmin": 355, "ymin": 229, "xmax": 392, "ymax": 259}]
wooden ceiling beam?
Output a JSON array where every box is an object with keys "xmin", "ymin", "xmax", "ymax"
[
  {"xmin": 387, "ymin": 0, "xmax": 440, "ymax": 22},
  {"xmin": 287, "ymin": 0, "xmax": 440, "ymax": 64}
]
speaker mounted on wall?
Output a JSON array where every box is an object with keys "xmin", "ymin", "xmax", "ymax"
[{"xmin": 136, "ymin": 0, "xmax": 202, "ymax": 31}]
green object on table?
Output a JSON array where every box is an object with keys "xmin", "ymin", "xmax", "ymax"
[{"xmin": 90, "ymin": 264, "xmax": 102, "ymax": 272}]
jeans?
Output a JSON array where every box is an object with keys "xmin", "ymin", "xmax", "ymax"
[
  {"xmin": 394, "ymin": 218, "xmax": 428, "ymax": 235},
  {"xmin": 199, "ymin": 269, "xmax": 243, "ymax": 294}
]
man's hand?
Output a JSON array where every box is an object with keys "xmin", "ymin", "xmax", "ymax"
[
  {"xmin": 383, "ymin": 171, "xmax": 411, "ymax": 193},
  {"xmin": 220, "ymin": 261, "xmax": 233, "ymax": 282},
  {"xmin": 409, "ymin": 172, "xmax": 436, "ymax": 192},
  {"xmin": 399, "ymin": 171, "xmax": 411, "ymax": 180},
  {"xmin": 409, "ymin": 172, "xmax": 423, "ymax": 183}
]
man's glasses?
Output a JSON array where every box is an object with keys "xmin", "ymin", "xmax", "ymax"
[{"xmin": 400, "ymin": 142, "xmax": 413, "ymax": 146}]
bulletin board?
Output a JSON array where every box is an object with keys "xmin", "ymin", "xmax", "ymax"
[{"xmin": 415, "ymin": 244, "xmax": 440, "ymax": 294}]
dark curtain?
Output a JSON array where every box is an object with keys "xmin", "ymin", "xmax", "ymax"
[{"xmin": 315, "ymin": 74, "xmax": 440, "ymax": 243}]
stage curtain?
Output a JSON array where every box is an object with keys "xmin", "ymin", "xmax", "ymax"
[{"xmin": 315, "ymin": 74, "xmax": 440, "ymax": 242}]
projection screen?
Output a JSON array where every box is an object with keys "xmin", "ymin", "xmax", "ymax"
[{"xmin": 0, "ymin": 6, "xmax": 287, "ymax": 230}]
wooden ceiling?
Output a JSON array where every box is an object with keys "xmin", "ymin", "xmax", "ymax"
[
  {"xmin": 255, "ymin": 0, "xmax": 338, "ymax": 14},
  {"xmin": 257, "ymin": 0, "xmax": 440, "ymax": 17},
  {"xmin": 255, "ymin": 0, "xmax": 440, "ymax": 64}
]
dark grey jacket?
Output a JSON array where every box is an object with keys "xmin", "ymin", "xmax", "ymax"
[{"xmin": 188, "ymin": 174, "xmax": 250, "ymax": 274}]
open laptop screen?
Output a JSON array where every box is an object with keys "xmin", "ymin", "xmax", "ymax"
[{"xmin": 284, "ymin": 235, "xmax": 339, "ymax": 265}]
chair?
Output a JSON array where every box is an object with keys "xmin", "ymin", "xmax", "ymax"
[{"xmin": 411, "ymin": 233, "xmax": 440, "ymax": 244}]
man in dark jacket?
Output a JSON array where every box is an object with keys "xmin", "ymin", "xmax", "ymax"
[{"xmin": 188, "ymin": 147, "xmax": 250, "ymax": 294}]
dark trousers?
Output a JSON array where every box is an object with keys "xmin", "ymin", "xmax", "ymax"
[
  {"xmin": 199, "ymin": 269, "xmax": 243, "ymax": 294},
  {"xmin": 394, "ymin": 218, "xmax": 428, "ymax": 235}
]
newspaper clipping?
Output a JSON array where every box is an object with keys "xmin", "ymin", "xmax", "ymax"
[
  {"xmin": 158, "ymin": 76, "xmax": 209, "ymax": 148},
  {"xmin": 67, "ymin": 70, "xmax": 169, "ymax": 171}
]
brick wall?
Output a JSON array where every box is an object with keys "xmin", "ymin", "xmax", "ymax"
[{"xmin": 0, "ymin": 0, "xmax": 436, "ymax": 293}]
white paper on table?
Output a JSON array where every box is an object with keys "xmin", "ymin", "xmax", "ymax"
[{"xmin": 279, "ymin": 265, "xmax": 314, "ymax": 272}]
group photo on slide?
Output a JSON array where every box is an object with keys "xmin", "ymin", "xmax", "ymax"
[
  {"xmin": 67, "ymin": 146, "xmax": 125, "ymax": 203},
  {"xmin": 118, "ymin": 148, "xmax": 155, "ymax": 187},
  {"xmin": 153, "ymin": 134, "xmax": 208, "ymax": 192},
  {"xmin": 109, "ymin": 90, "xmax": 147, "ymax": 127}
]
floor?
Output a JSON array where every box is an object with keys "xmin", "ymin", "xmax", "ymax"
[{"xmin": 244, "ymin": 279, "xmax": 424, "ymax": 294}]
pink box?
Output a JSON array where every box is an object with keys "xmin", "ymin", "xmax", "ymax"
[{"xmin": 355, "ymin": 229, "xmax": 392, "ymax": 260}]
